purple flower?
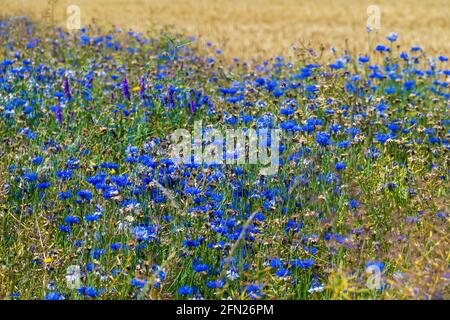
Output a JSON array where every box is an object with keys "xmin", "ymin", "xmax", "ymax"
[
  {"xmin": 63, "ymin": 77, "xmax": 72, "ymax": 99},
  {"xmin": 121, "ymin": 75, "xmax": 130, "ymax": 101},
  {"xmin": 54, "ymin": 103, "xmax": 63, "ymax": 125},
  {"xmin": 139, "ymin": 76, "xmax": 146, "ymax": 99},
  {"xmin": 190, "ymin": 99, "xmax": 196, "ymax": 114},
  {"xmin": 167, "ymin": 89, "xmax": 175, "ymax": 107}
]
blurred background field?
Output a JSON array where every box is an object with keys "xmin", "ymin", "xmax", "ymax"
[{"xmin": 2, "ymin": 0, "xmax": 449, "ymax": 60}]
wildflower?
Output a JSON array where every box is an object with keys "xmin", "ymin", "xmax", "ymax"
[
  {"xmin": 130, "ymin": 225, "xmax": 157, "ymax": 241},
  {"xmin": 121, "ymin": 75, "xmax": 131, "ymax": 101},
  {"xmin": 37, "ymin": 181, "xmax": 51, "ymax": 189},
  {"xmin": 63, "ymin": 77, "xmax": 72, "ymax": 99},
  {"xmin": 64, "ymin": 216, "xmax": 80, "ymax": 225},
  {"xmin": 316, "ymin": 132, "xmax": 331, "ymax": 147},
  {"xmin": 404, "ymin": 80, "xmax": 415, "ymax": 91},
  {"xmin": 54, "ymin": 103, "xmax": 62, "ymax": 125},
  {"xmin": 178, "ymin": 286, "xmax": 194, "ymax": 295},
  {"xmin": 335, "ymin": 162, "xmax": 347, "ymax": 171},
  {"xmin": 375, "ymin": 45, "xmax": 389, "ymax": 52},
  {"xmin": 193, "ymin": 261, "xmax": 209, "ymax": 273},
  {"xmin": 90, "ymin": 249, "xmax": 105, "ymax": 260},
  {"xmin": 365, "ymin": 261, "xmax": 385, "ymax": 271},
  {"xmin": 375, "ymin": 133, "xmax": 392, "ymax": 144},
  {"xmin": 139, "ymin": 76, "xmax": 146, "ymax": 99},
  {"xmin": 57, "ymin": 170, "xmax": 73, "ymax": 180},
  {"xmin": 190, "ymin": 99, "xmax": 196, "ymax": 114},
  {"xmin": 387, "ymin": 32, "xmax": 398, "ymax": 42},
  {"xmin": 348, "ymin": 199, "xmax": 359, "ymax": 210},
  {"xmin": 291, "ymin": 258, "xmax": 314, "ymax": 269},
  {"xmin": 308, "ymin": 282, "xmax": 324, "ymax": 293},
  {"xmin": 45, "ymin": 292, "xmax": 64, "ymax": 300},
  {"xmin": 358, "ymin": 56, "xmax": 369, "ymax": 64},
  {"xmin": 206, "ymin": 279, "xmax": 225, "ymax": 289},
  {"xmin": 85, "ymin": 213, "xmax": 101, "ymax": 222},
  {"xmin": 32, "ymin": 156, "xmax": 43, "ymax": 165},
  {"xmin": 58, "ymin": 190, "xmax": 72, "ymax": 200},
  {"xmin": 77, "ymin": 189, "xmax": 93, "ymax": 202},
  {"xmin": 130, "ymin": 278, "xmax": 146, "ymax": 288},
  {"xmin": 245, "ymin": 284, "xmax": 264, "ymax": 299},
  {"xmin": 275, "ymin": 268, "xmax": 291, "ymax": 278},
  {"xmin": 100, "ymin": 162, "xmax": 119, "ymax": 170},
  {"xmin": 226, "ymin": 268, "xmax": 239, "ymax": 280},
  {"xmin": 58, "ymin": 224, "xmax": 71, "ymax": 233},
  {"xmin": 78, "ymin": 286, "xmax": 102, "ymax": 298},
  {"xmin": 337, "ymin": 140, "xmax": 350, "ymax": 148},
  {"xmin": 182, "ymin": 238, "xmax": 203, "ymax": 247}
]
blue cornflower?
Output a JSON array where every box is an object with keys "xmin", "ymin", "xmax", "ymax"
[
  {"xmin": 358, "ymin": 56, "xmax": 369, "ymax": 64},
  {"xmin": 337, "ymin": 140, "xmax": 350, "ymax": 148},
  {"xmin": 335, "ymin": 162, "xmax": 347, "ymax": 171},
  {"xmin": 45, "ymin": 292, "xmax": 64, "ymax": 300},
  {"xmin": 63, "ymin": 77, "xmax": 72, "ymax": 99},
  {"xmin": 37, "ymin": 181, "xmax": 51, "ymax": 189},
  {"xmin": 349, "ymin": 199, "xmax": 359, "ymax": 210},
  {"xmin": 130, "ymin": 278, "xmax": 146, "ymax": 288},
  {"xmin": 375, "ymin": 133, "xmax": 392, "ymax": 144},
  {"xmin": 32, "ymin": 156, "xmax": 43, "ymax": 165},
  {"xmin": 269, "ymin": 258, "xmax": 283, "ymax": 269},
  {"xmin": 100, "ymin": 162, "xmax": 119, "ymax": 170},
  {"xmin": 403, "ymin": 80, "xmax": 415, "ymax": 91},
  {"xmin": 90, "ymin": 249, "xmax": 105, "ymax": 259},
  {"xmin": 64, "ymin": 216, "xmax": 80, "ymax": 225},
  {"xmin": 206, "ymin": 279, "xmax": 225, "ymax": 289},
  {"xmin": 121, "ymin": 75, "xmax": 131, "ymax": 101},
  {"xmin": 85, "ymin": 213, "xmax": 101, "ymax": 222},
  {"xmin": 58, "ymin": 224, "xmax": 71, "ymax": 233},
  {"xmin": 193, "ymin": 261, "xmax": 209, "ymax": 273},
  {"xmin": 291, "ymin": 258, "xmax": 314, "ymax": 268},
  {"xmin": 22, "ymin": 172, "xmax": 38, "ymax": 183},
  {"xmin": 77, "ymin": 189, "xmax": 93, "ymax": 201},
  {"xmin": 316, "ymin": 132, "xmax": 331, "ymax": 147},
  {"xmin": 275, "ymin": 268, "xmax": 291, "ymax": 278},
  {"xmin": 178, "ymin": 286, "xmax": 194, "ymax": 295},
  {"xmin": 182, "ymin": 238, "xmax": 202, "ymax": 247},
  {"xmin": 78, "ymin": 286, "xmax": 102, "ymax": 298},
  {"xmin": 57, "ymin": 170, "xmax": 73, "ymax": 180},
  {"xmin": 375, "ymin": 45, "xmax": 389, "ymax": 52},
  {"xmin": 245, "ymin": 284, "xmax": 264, "ymax": 299},
  {"xmin": 386, "ymin": 32, "xmax": 398, "ymax": 42},
  {"xmin": 365, "ymin": 261, "xmax": 385, "ymax": 271},
  {"xmin": 130, "ymin": 226, "xmax": 157, "ymax": 241}
]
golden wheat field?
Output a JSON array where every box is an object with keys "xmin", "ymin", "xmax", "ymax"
[
  {"xmin": 1, "ymin": 0, "xmax": 450, "ymax": 303},
  {"xmin": 2, "ymin": 0, "xmax": 449, "ymax": 60}
]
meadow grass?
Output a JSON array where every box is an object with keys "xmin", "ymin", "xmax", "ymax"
[{"xmin": 0, "ymin": 10, "xmax": 448, "ymax": 300}]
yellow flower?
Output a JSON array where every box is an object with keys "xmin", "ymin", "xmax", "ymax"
[
  {"xmin": 132, "ymin": 86, "xmax": 140, "ymax": 92},
  {"xmin": 44, "ymin": 257, "xmax": 53, "ymax": 264}
]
